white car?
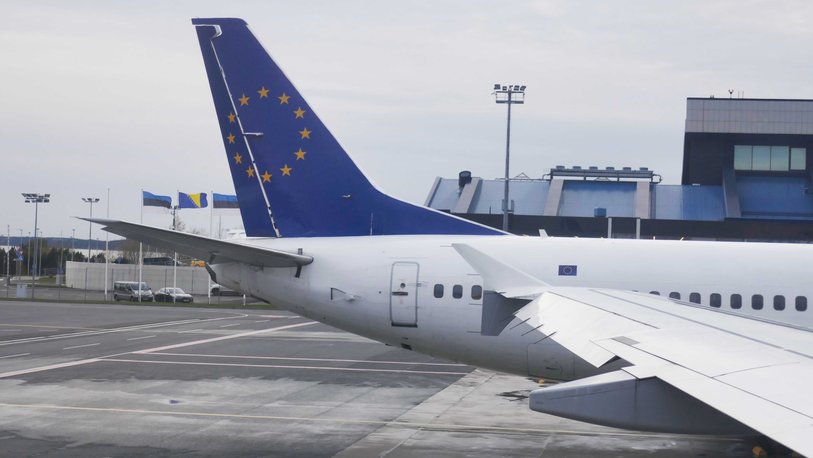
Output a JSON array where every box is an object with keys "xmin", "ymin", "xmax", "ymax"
[
  {"xmin": 210, "ymin": 283, "xmax": 240, "ymax": 296},
  {"xmin": 155, "ymin": 287, "xmax": 194, "ymax": 303}
]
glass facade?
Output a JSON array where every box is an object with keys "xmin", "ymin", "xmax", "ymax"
[{"xmin": 734, "ymin": 145, "xmax": 806, "ymax": 172}]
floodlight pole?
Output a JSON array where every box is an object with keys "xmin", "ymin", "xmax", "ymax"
[
  {"xmin": 82, "ymin": 197, "xmax": 100, "ymax": 262},
  {"xmin": 493, "ymin": 84, "xmax": 526, "ymax": 232},
  {"xmin": 22, "ymin": 193, "xmax": 50, "ymax": 298}
]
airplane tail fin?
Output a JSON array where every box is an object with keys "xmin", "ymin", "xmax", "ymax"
[{"xmin": 192, "ymin": 18, "xmax": 503, "ymax": 238}]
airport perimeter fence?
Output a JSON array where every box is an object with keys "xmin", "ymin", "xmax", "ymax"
[{"xmin": 64, "ymin": 261, "xmax": 212, "ymax": 295}]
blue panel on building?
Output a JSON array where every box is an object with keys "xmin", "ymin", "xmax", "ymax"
[
  {"xmin": 737, "ymin": 176, "xmax": 813, "ymax": 220},
  {"xmin": 470, "ymin": 180, "xmax": 549, "ymax": 215},
  {"xmin": 559, "ymin": 181, "xmax": 636, "ymax": 217},
  {"xmin": 652, "ymin": 185, "xmax": 724, "ymax": 221}
]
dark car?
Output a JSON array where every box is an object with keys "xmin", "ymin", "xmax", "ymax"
[{"xmin": 154, "ymin": 287, "xmax": 194, "ymax": 303}]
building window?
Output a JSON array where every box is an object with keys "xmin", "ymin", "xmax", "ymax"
[
  {"xmin": 710, "ymin": 293, "xmax": 721, "ymax": 308},
  {"xmin": 752, "ymin": 294, "xmax": 763, "ymax": 310},
  {"xmin": 796, "ymin": 296, "xmax": 807, "ymax": 312},
  {"xmin": 669, "ymin": 292, "xmax": 681, "ymax": 299},
  {"xmin": 730, "ymin": 294, "xmax": 742, "ymax": 309},
  {"xmin": 774, "ymin": 295, "xmax": 786, "ymax": 311},
  {"xmin": 452, "ymin": 285, "xmax": 463, "ymax": 299},
  {"xmin": 791, "ymin": 148, "xmax": 807, "ymax": 171},
  {"xmin": 471, "ymin": 285, "xmax": 483, "ymax": 300},
  {"xmin": 433, "ymin": 284, "xmax": 444, "ymax": 298},
  {"xmin": 689, "ymin": 292, "xmax": 701, "ymax": 304},
  {"xmin": 734, "ymin": 145, "xmax": 806, "ymax": 172}
]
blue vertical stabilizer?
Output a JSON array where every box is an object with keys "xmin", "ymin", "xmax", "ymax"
[{"xmin": 192, "ymin": 18, "xmax": 503, "ymax": 238}]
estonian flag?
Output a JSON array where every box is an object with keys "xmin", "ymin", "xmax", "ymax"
[
  {"xmin": 143, "ymin": 191, "xmax": 172, "ymax": 208},
  {"xmin": 213, "ymin": 193, "xmax": 239, "ymax": 209},
  {"xmin": 178, "ymin": 192, "xmax": 208, "ymax": 209}
]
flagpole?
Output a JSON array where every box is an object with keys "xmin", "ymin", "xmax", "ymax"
[
  {"xmin": 138, "ymin": 189, "xmax": 143, "ymax": 303},
  {"xmin": 173, "ymin": 191, "xmax": 178, "ymax": 303},
  {"xmin": 104, "ymin": 187, "xmax": 109, "ymax": 301},
  {"xmin": 208, "ymin": 191, "xmax": 214, "ymax": 304}
]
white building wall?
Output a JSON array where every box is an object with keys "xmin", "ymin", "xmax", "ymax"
[{"xmin": 65, "ymin": 261, "xmax": 212, "ymax": 294}]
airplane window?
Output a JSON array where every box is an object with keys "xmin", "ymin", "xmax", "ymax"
[
  {"xmin": 669, "ymin": 292, "xmax": 681, "ymax": 299},
  {"xmin": 752, "ymin": 294, "xmax": 763, "ymax": 310},
  {"xmin": 774, "ymin": 295, "xmax": 785, "ymax": 311},
  {"xmin": 689, "ymin": 292, "xmax": 701, "ymax": 304},
  {"xmin": 471, "ymin": 285, "xmax": 483, "ymax": 300},
  {"xmin": 710, "ymin": 293, "xmax": 721, "ymax": 308},
  {"xmin": 795, "ymin": 296, "xmax": 807, "ymax": 312},
  {"xmin": 433, "ymin": 284, "xmax": 444, "ymax": 298},
  {"xmin": 730, "ymin": 294, "xmax": 742, "ymax": 309},
  {"xmin": 649, "ymin": 291, "xmax": 660, "ymax": 296},
  {"xmin": 452, "ymin": 284, "xmax": 463, "ymax": 299}
]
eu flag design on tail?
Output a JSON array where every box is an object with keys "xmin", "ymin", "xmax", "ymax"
[
  {"xmin": 192, "ymin": 18, "xmax": 504, "ymax": 238},
  {"xmin": 178, "ymin": 192, "xmax": 208, "ymax": 209}
]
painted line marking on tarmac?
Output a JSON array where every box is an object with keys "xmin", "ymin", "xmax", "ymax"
[
  {"xmin": 179, "ymin": 329, "xmax": 204, "ymax": 334},
  {"xmin": 0, "ymin": 316, "xmax": 244, "ymax": 347},
  {"xmin": 253, "ymin": 320, "xmax": 270, "ymax": 323},
  {"xmin": 0, "ymin": 322, "xmax": 317, "ymax": 379},
  {"xmin": 63, "ymin": 343, "xmax": 100, "ymax": 350},
  {"xmin": 0, "ymin": 358, "xmax": 101, "ymax": 378},
  {"xmin": 126, "ymin": 335, "xmax": 156, "ymax": 341},
  {"xmin": 0, "ymin": 402, "xmax": 738, "ymax": 441},
  {"xmin": 100, "ymin": 358, "xmax": 469, "ymax": 375},
  {"xmin": 0, "ymin": 353, "xmax": 30, "ymax": 359},
  {"xmin": 134, "ymin": 321, "xmax": 317, "ymax": 355},
  {"xmin": 218, "ymin": 323, "xmax": 240, "ymax": 328},
  {"xmin": 150, "ymin": 352, "xmax": 468, "ymax": 367}
]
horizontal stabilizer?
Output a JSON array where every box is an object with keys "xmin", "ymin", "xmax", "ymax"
[{"xmin": 83, "ymin": 218, "xmax": 312, "ymax": 268}]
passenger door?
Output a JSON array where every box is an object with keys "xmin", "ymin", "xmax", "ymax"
[{"xmin": 390, "ymin": 262, "xmax": 419, "ymax": 327}]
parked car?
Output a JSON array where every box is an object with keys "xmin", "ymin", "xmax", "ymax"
[
  {"xmin": 154, "ymin": 287, "xmax": 194, "ymax": 303},
  {"xmin": 113, "ymin": 281, "xmax": 154, "ymax": 302},
  {"xmin": 210, "ymin": 283, "xmax": 240, "ymax": 296}
]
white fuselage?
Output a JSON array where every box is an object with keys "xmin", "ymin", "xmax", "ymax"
[{"xmin": 212, "ymin": 235, "xmax": 813, "ymax": 381}]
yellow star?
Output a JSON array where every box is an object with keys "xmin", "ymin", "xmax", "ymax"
[
  {"xmin": 227, "ymin": 112, "xmax": 236, "ymax": 123},
  {"xmin": 227, "ymin": 133, "xmax": 236, "ymax": 144},
  {"xmin": 280, "ymin": 164, "xmax": 292, "ymax": 176},
  {"xmin": 293, "ymin": 107, "xmax": 306, "ymax": 119},
  {"xmin": 258, "ymin": 86, "xmax": 269, "ymax": 98},
  {"xmin": 294, "ymin": 148, "xmax": 306, "ymax": 160},
  {"xmin": 239, "ymin": 93, "xmax": 250, "ymax": 106},
  {"xmin": 299, "ymin": 128, "xmax": 311, "ymax": 139},
  {"xmin": 246, "ymin": 167, "xmax": 255, "ymax": 178},
  {"xmin": 261, "ymin": 170, "xmax": 271, "ymax": 182},
  {"xmin": 278, "ymin": 93, "xmax": 290, "ymax": 104},
  {"xmin": 233, "ymin": 152, "xmax": 242, "ymax": 164}
]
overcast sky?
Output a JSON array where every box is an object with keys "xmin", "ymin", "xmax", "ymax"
[{"xmin": 2, "ymin": 0, "xmax": 812, "ymax": 242}]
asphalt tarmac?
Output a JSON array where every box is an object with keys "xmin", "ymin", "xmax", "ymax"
[{"xmin": 0, "ymin": 300, "xmax": 759, "ymax": 457}]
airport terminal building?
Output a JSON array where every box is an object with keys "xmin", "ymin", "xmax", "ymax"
[{"xmin": 426, "ymin": 98, "xmax": 813, "ymax": 241}]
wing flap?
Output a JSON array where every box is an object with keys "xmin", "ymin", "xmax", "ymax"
[{"xmin": 85, "ymin": 218, "xmax": 312, "ymax": 267}]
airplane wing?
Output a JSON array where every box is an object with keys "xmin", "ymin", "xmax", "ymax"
[
  {"xmin": 84, "ymin": 218, "xmax": 312, "ymax": 268},
  {"xmin": 452, "ymin": 243, "xmax": 812, "ymax": 454},
  {"xmin": 520, "ymin": 288, "xmax": 813, "ymax": 455}
]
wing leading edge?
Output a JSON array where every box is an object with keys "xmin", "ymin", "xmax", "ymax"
[{"xmin": 83, "ymin": 218, "xmax": 312, "ymax": 268}]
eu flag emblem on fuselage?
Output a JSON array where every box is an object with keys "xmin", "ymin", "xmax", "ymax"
[{"xmin": 558, "ymin": 265, "xmax": 577, "ymax": 276}]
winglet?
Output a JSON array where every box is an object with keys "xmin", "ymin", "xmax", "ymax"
[{"xmin": 452, "ymin": 243, "xmax": 548, "ymax": 298}]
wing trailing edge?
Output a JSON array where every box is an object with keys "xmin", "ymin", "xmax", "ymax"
[{"xmin": 82, "ymin": 218, "xmax": 312, "ymax": 268}]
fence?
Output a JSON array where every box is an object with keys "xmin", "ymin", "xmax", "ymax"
[{"xmin": 65, "ymin": 261, "xmax": 212, "ymax": 295}]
